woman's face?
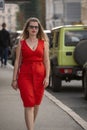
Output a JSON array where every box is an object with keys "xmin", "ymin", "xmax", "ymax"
[{"xmin": 28, "ymin": 21, "xmax": 39, "ymax": 37}]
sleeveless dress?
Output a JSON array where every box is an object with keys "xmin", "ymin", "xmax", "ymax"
[{"xmin": 17, "ymin": 39, "xmax": 46, "ymax": 107}]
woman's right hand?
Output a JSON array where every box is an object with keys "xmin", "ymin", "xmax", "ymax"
[{"xmin": 11, "ymin": 80, "xmax": 18, "ymax": 90}]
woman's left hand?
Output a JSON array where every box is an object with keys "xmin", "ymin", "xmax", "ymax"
[{"xmin": 43, "ymin": 77, "xmax": 49, "ymax": 88}]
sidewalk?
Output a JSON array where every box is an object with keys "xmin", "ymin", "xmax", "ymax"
[{"xmin": 0, "ymin": 64, "xmax": 86, "ymax": 130}]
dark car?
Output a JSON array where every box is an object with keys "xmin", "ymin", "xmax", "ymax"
[
  {"xmin": 44, "ymin": 30, "xmax": 52, "ymax": 48},
  {"xmin": 11, "ymin": 36, "xmax": 20, "ymax": 65},
  {"xmin": 11, "ymin": 30, "xmax": 22, "ymax": 65}
]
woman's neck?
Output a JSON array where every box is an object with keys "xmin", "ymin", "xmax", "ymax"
[{"xmin": 28, "ymin": 36, "xmax": 37, "ymax": 42}]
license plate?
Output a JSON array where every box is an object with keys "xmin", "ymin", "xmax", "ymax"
[{"xmin": 77, "ymin": 71, "xmax": 82, "ymax": 76}]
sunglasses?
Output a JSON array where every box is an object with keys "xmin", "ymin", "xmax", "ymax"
[{"xmin": 29, "ymin": 25, "xmax": 39, "ymax": 29}]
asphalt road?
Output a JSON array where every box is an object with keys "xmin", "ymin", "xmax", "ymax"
[{"xmin": 47, "ymin": 80, "xmax": 87, "ymax": 122}]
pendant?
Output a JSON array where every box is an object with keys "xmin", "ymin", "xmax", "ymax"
[{"xmin": 32, "ymin": 46, "xmax": 35, "ymax": 50}]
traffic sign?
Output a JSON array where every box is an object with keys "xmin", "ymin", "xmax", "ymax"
[{"xmin": 0, "ymin": 0, "xmax": 4, "ymax": 10}]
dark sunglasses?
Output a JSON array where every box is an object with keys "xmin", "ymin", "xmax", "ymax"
[{"xmin": 29, "ymin": 25, "xmax": 39, "ymax": 29}]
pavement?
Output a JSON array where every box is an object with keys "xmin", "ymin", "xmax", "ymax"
[{"xmin": 0, "ymin": 63, "xmax": 87, "ymax": 130}]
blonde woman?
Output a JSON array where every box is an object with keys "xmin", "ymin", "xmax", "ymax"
[{"xmin": 11, "ymin": 17, "xmax": 50, "ymax": 130}]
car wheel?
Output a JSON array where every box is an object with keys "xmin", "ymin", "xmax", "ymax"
[
  {"xmin": 74, "ymin": 40, "xmax": 87, "ymax": 66},
  {"xmin": 52, "ymin": 73, "xmax": 61, "ymax": 92},
  {"xmin": 46, "ymin": 76, "xmax": 51, "ymax": 89},
  {"xmin": 83, "ymin": 71, "xmax": 87, "ymax": 100}
]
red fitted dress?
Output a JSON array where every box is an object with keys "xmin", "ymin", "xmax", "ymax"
[{"xmin": 17, "ymin": 39, "xmax": 45, "ymax": 107}]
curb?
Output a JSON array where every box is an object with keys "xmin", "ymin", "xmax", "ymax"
[{"xmin": 45, "ymin": 90, "xmax": 87, "ymax": 130}]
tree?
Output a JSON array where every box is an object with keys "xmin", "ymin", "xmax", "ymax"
[{"xmin": 16, "ymin": 0, "xmax": 45, "ymax": 29}]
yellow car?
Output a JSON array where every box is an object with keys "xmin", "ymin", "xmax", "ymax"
[{"xmin": 50, "ymin": 25, "xmax": 87, "ymax": 99}]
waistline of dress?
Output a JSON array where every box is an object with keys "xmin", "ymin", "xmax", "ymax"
[{"xmin": 22, "ymin": 60, "xmax": 43, "ymax": 64}]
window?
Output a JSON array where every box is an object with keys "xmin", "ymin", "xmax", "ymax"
[
  {"xmin": 65, "ymin": 30, "xmax": 87, "ymax": 46},
  {"xmin": 55, "ymin": 31, "xmax": 59, "ymax": 47}
]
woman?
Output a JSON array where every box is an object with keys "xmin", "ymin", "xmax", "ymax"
[{"xmin": 11, "ymin": 17, "xmax": 50, "ymax": 130}]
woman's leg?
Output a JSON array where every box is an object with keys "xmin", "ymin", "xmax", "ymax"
[
  {"xmin": 34, "ymin": 105, "xmax": 39, "ymax": 122},
  {"xmin": 24, "ymin": 107, "xmax": 34, "ymax": 130}
]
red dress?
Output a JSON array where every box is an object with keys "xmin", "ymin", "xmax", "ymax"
[{"xmin": 17, "ymin": 39, "xmax": 45, "ymax": 107}]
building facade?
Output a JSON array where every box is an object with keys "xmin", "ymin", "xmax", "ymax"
[
  {"xmin": 81, "ymin": 0, "xmax": 87, "ymax": 25},
  {"xmin": 46, "ymin": 0, "xmax": 81, "ymax": 29},
  {"xmin": 0, "ymin": 4, "xmax": 19, "ymax": 31}
]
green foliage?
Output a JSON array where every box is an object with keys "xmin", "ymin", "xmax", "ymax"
[{"xmin": 16, "ymin": 0, "xmax": 45, "ymax": 30}]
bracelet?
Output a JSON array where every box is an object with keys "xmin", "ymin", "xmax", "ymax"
[{"xmin": 12, "ymin": 80, "xmax": 17, "ymax": 82}]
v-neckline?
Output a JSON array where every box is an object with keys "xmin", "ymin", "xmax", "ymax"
[{"xmin": 25, "ymin": 39, "xmax": 39, "ymax": 52}]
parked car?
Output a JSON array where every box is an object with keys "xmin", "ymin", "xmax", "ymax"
[
  {"xmin": 44, "ymin": 30, "xmax": 52, "ymax": 48},
  {"xmin": 50, "ymin": 25, "xmax": 87, "ymax": 99},
  {"xmin": 11, "ymin": 36, "xmax": 20, "ymax": 65}
]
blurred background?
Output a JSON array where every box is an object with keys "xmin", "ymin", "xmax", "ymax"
[
  {"xmin": 0, "ymin": 0, "xmax": 87, "ymax": 50},
  {"xmin": 0, "ymin": 0, "xmax": 87, "ymax": 32}
]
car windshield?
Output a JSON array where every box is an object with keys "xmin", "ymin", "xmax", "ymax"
[{"xmin": 65, "ymin": 30, "xmax": 87, "ymax": 46}]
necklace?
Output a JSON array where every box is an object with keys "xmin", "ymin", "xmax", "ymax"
[
  {"xmin": 32, "ymin": 44, "xmax": 36, "ymax": 50},
  {"xmin": 27, "ymin": 39, "xmax": 38, "ymax": 50}
]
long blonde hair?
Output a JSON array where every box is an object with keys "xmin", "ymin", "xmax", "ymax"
[{"xmin": 21, "ymin": 17, "xmax": 48, "ymax": 42}]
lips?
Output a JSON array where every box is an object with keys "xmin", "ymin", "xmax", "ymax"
[{"xmin": 32, "ymin": 30, "xmax": 36, "ymax": 33}]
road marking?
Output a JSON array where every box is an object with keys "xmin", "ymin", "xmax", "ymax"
[{"xmin": 45, "ymin": 90, "xmax": 87, "ymax": 130}]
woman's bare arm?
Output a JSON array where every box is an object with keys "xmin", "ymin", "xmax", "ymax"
[{"xmin": 43, "ymin": 41, "xmax": 50, "ymax": 88}]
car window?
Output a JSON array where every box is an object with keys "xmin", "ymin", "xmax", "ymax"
[
  {"xmin": 65, "ymin": 30, "xmax": 87, "ymax": 46},
  {"xmin": 44, "ymin": 30, "xmax": 52, "ymax": 48},
  {"xmin": 55, "ymin": 31, "xmax": 59, "ymax": 47},
  {"xmin": 46, "ymin": 32, "xmax": 52, "ymax": 48},
  {"xmin": 51, "ymin": 32, "xmax": 55, "ymax": 48}
]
